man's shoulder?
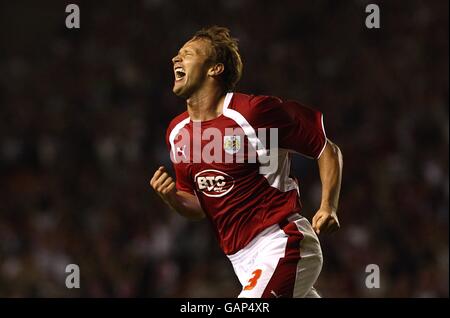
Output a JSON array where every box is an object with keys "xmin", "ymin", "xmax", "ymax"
[
  {"xmin": 231, "ymin": 92, "xmax": 283, "ymax": 122},
  {"xmin": 165, "ymin": 111, "xmax": 190, "ymax": 144},
  {"xmin": 167, "ymin": 111, "xmax": 190, "ymax": 131},
  {"xmin": 233, "ymin": 93, "xmax": 282, "ymax": 111}
]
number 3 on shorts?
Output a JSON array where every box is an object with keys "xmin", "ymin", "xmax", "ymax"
[{"xmin": 243, "ymin": 269, "xmax": 262, "ymax": 291}]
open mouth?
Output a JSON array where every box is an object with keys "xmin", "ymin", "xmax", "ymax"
[{"xmin": 174, "ymin": 67, "xmax": 186, "ymax": 81}]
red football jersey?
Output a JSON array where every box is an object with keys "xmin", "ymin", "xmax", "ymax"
[{"xmin": 166, "ymin": 92, "xmax": 327, "ymax": 255}]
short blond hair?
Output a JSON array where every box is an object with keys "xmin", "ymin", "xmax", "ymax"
[{"xmin": 193, "ymin": 26, "xmax": 243, "ymax": 91}]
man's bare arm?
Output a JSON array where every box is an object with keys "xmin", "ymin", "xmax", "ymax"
[
  {"xmin": 150, "ymin": 166, "xmax": 205, "ymax": 220},
  {"xmin": 312, "ymin": 139, "xmax": 343, "ymax": 234}
]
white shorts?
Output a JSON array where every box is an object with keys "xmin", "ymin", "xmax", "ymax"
[{"xmin": 227, "ymin": 214, "xmax": 323, "ymax": 298}]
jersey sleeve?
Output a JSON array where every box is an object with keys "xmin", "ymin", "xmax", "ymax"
[
  {"xmin": 249, "ymin": 96, "xmax": 327, "ymax": 159},
  {"xmin": 165, "ymin": 125, "xmax": 195, "ymax": 194},
  {"xmin": 173, "ymin": 163, "xmax": 195, "ymax": 194}
]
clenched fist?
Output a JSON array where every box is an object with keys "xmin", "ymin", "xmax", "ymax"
[
  {"xmin": 312, "ymin": 208, "xmax": 340, "ymax": 235},
  {"xmin": 150, "ymin": 166, "xmax": 176, "ymax": 201}
]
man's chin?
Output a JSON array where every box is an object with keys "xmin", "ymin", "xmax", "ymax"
[
  {"xmin": 173, "ymin": 84, "xmax": 189, "ymax": 98},
  {"xmin": 172, "ymin": 85, "xmax": 181, "ymax": 95}
]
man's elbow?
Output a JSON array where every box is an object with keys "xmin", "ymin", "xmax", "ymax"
[{"xmin": 327, "ymin": 139, "xmax": 343, "ymax": 162}]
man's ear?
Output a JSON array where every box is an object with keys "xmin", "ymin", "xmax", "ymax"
[{"xmin": 208, "ymin": 63, "xmax": 224, "ymax": 77}]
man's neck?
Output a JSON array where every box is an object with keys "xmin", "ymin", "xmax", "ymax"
[{"xmin": 186, "ymin": 86, "xmax": 226, "ymax": 121}]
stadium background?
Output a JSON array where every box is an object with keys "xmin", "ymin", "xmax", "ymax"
[{"xmin": 0, "ymin": 0, "xmax": 447, "ymax": 297}]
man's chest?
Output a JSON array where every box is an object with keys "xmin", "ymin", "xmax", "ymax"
[{"xmin": 172, "ymin": 118, "xmax": 259, "ymax": 165}]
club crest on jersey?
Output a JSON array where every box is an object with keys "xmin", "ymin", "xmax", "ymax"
[
  {"xmin": 194, "ymin": 169, "xmax": 235, "ymax": 197},
  {"xmin": 223, "ymin": 135, "xmax": 241, "ymax": 155}
]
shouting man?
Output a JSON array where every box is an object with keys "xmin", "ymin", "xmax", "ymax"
[{"xmin": 150, "ymin": 26, "xmax": 343, "ymax": 298}]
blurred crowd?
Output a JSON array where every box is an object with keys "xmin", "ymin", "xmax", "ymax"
[{"xmin": 0, "ymin": 0, "xmax": 448, "ymax": 297}]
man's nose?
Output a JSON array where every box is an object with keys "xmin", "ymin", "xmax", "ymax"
[{"xmin": 172, "ymin": 55, "xmax": 181, "ymax": 64}]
